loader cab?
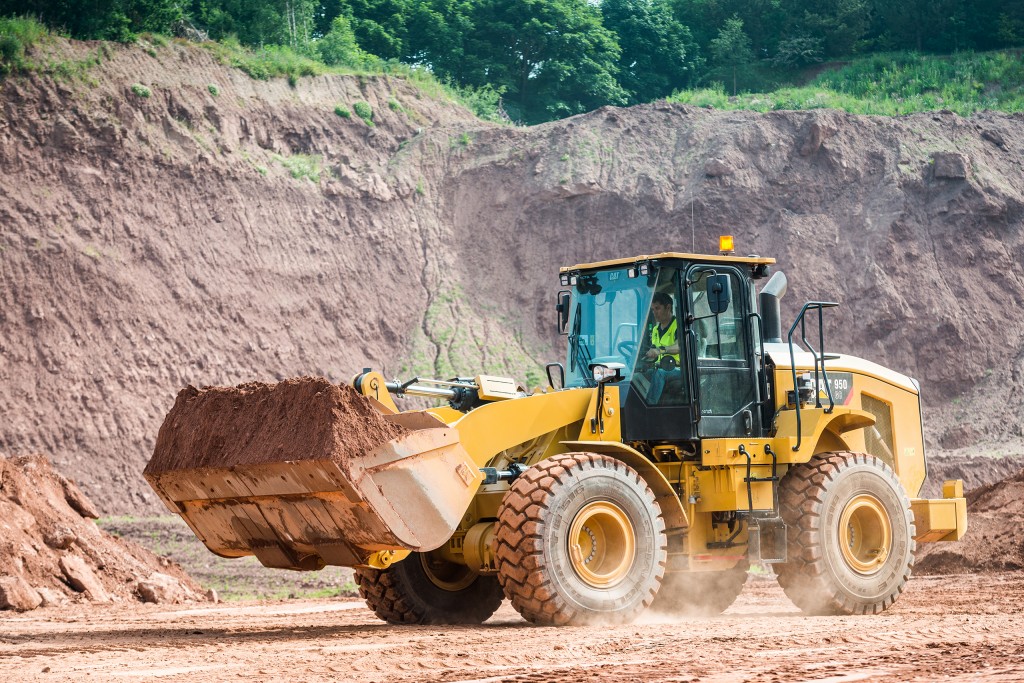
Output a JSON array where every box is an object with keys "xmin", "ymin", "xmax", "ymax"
[{"xmin": 560, "ymin": 253, "xmax": 774, "ymax": 445}]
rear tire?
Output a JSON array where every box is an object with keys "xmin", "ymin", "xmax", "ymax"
[
  {"xmin": 775, "ymin": 451, "xmax": 915, "ymax": 615},
  {"xmin": 355, "ymin": 551, "xmax": 503, "ymax": 625},
  {"xmin": 652, "ymin": 559, "xmax": 749, "ymax": 616},
  {"xmin": 493, "ymin": 452, "xmax": 667, "ymax": 625}
]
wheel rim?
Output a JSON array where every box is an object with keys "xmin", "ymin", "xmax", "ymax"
[
  {"xmin": 419, "ymin": 552, "xmax": 476, "ymax": 591},
  {"xmin": 568, "ymin": 501, "xmax": 636, "ymax": 588},
  {"xmin": 838, "ymin": 494, "xmax": 892, "ymax": 575}
]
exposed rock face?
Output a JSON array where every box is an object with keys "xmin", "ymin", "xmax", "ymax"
[
  {"xmin": 931, "ymin": 151, "xmax": 971, "ymax": 179},
  {"xmin": 1, "ymin": 40, "xmax": 1023, "ymax": 513}
]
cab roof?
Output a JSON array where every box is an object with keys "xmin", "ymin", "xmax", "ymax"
[{"xmin": 560, "ymin": 252, "xmax": 776, "ymax": 273}]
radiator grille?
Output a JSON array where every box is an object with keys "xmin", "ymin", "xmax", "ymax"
[{"xmin": 862, "ymin": 394, "xmax": 895, "ymax": 467}]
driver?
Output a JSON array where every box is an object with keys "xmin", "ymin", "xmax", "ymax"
[
  {"xmin": 643, "ymin": 292, "xmax": 680, "ymax": 366},
  {"xmin": 643, "ymin": 292, "xmax": 681, "ymax": 404}
]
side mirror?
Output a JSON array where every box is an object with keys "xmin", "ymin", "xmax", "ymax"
[
  {"xmin": 708, "ymin": 274, "xmax": 731, "ymax": 314},
  {"xmin": 556, "ymin": 290, "xmax": 571, "ymax": 334},
  {"xmin": 590, "ymin": 362, "xmax": 624, "ymax": 384},
  {"xmin": 545, "ymin": 362, "xmax": 565, "ymax": 390}
]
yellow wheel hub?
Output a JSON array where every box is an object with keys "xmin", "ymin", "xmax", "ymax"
[
  {"xmin": 839, "ymin": 494, "xmax": 892, "ymax": 575},
  {"xmin": 568, "ymin": 501, "xmax": 635, "ymax": 588},
  {"xmin": 420, "ymin": 552, "xmax": 475, "ymax": 592}
]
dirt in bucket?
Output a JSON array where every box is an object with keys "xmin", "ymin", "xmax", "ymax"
[{"xmin": 145, "ymin": 377, "xmax": 409, "ymax": 476}]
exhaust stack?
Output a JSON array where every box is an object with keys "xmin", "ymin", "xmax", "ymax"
[{"xmin": 759, "ymin": 271, "xmax": 788, "ymax": 343}]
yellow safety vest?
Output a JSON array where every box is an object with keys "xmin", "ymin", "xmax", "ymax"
[{"xmin": 650, "ymin": 319, "xmax": 680, "ymax": 363}]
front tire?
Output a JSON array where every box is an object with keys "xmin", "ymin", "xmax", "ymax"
[
  {"xmin": 355, "ymin": 551, "xmax": 504, "ymax": 624},
  {"xmin": 775, "ymin": 451, "xmax": 915, "ymax": 615},
  {"xmin": 493, "ymin": 452, "xmax": 667, "ymax": 625}
]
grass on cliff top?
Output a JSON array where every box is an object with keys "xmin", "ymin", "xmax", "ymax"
[
  {"xmin": 671, "ymin": 50, "xmax": 1024, "ymax": 116},
  {"xmin": 0, "ymin": 15, "xmax": 504, "ymax": 122},
  {"xmin": 202, "ymin": 37, "xmax": 504, "ymax": 121}
]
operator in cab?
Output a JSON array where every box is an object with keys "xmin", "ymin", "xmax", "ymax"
[{"xmin": 642, "ymin": 292, "xmax": 682, "ymax": 404}]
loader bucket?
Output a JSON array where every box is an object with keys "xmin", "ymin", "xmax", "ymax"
[{"xmin": 143, "ymin": 378, "xmax": 483, "ymax": 570}]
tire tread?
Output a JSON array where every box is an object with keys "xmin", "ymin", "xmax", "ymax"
[{"xmin": 775, "ymin": 451, "xmax": 916, "ymax": 616}]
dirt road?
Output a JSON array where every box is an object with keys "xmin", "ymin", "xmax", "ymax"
[{"xmin": 2, "ymin": 573, "xmax": 1022, "ymax": 682}]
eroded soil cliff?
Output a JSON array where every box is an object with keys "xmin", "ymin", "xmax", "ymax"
[{"xmin": 1, "ymin": 39, "xmax": 1022, "ymax": 512}]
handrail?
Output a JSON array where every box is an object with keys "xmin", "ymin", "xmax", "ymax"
[{"xmin": 787, "ymin": 301, "xmax": 840, "ymax": 451}]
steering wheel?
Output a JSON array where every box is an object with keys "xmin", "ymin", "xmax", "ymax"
[{"xmin": 616, "ymin": 340, "xmax": 638, "ymax": 359}]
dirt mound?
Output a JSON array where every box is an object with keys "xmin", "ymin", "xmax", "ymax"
[
  {"xmin": 920, "ymin": 453, "xmax": 1024, "ymax": 499},
  {"xmin": 146, "ymin": 377, "xmax": 406, "ymax": 476},
  {"xmin": 0, "ymin": 454, "xmax": 205, "ymax": 611},
  {"xmin": 915, "ymin": 466, "xmax": 1024, "ymax": 574}
]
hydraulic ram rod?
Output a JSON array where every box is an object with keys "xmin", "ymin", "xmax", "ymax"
[{"xmin": 384, "ymin": 378, "xmax": 477, "ymax": 400}]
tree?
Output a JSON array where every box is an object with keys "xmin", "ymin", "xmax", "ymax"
[
  {"xmin": 601, "ymin": 0, "xmax": 701, "ymax": 103},
  {"xmin": 709, "ymin": 14, "xmax": 752, "ymax": 95},
  {"xmin": 797, "ymin": 0, "xmax": 871, "ymax": 58},
  {"xmin": 316, "ymin": 14, "xmax": 368, "ymax": 66},
  {"xmin": 404, "ymin": 0, "xmax": 477, "ymax": 81},
  {"xmin": 771, "ymin": 36, "xmax": 824, "ymax": 68},
  {"xmin": 343, "ymin": 0, "xmax": 410, "ymax": 60},
  {"xmin": 0, "ymin": 0, "xmax": 182, "ymax": 40},
  {"xmin": 467, "ymin": 0, "xmax": 627, "ymax": 123}
]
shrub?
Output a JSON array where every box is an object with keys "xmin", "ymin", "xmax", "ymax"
[
  {"xmin": 316, "ymin": 15, "xmax": 371, "ymax": 68},
  {"xmin": 352, "ymin": 100, "xmax": 374, "ymax": 126},
  {"xmin": 208, "ymin": 84, "xmax": 219, "ymax": 96},
  {"xmin": 334, "ymin": 104, "xmax": 351, "ymax": 118},
  {"xmin": 131, "ymin": 83, "xmax": 151, "ymax": 98},
  {"xmin": 0, "ymin": 16, "xmax": 49, "ymax": 77},
  {"xmin": 442, "ymin": 81, "xmax": 508, "ymax": 123},
  {"xmin": 272, "ymin": 153, "xmax": 322, "ymax": 182},
  {"xmin": 202, "ymin": 39, "xmax": 322, "ymax": 84}
]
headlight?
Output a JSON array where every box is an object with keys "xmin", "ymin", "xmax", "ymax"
[{"xmin": 591, "ymin": 363, "xmax": 624, "ymax": 383}]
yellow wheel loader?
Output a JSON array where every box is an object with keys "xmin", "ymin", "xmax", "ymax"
[{"xmin": 145, "ymin": 246, "xmax": 967, "ymax": 625}]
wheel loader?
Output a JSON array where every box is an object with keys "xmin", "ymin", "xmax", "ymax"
[{"xmin": 144, "ymin": 242, "xmax": 967, "ymax": 625}]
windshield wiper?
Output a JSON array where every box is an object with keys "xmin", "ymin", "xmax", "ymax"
[{"xmin": 568, "ymin": 302, "xmax": 596, "ymax": 387}]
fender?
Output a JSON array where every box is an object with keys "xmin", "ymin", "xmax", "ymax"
[{"xmin": 561, "ymin": 440, "xmax": 689, "ymax": 534}]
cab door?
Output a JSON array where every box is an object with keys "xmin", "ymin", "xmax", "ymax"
[{"xmin": 685, "ymin": 266, "xmax": 761, "ymax": 438}]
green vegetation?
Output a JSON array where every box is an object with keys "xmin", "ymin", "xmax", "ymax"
[
  {"xmin": 334, "ymin": 104, "xmax": 350, "ymax": 118},
  {"xmin": 670, "ymin": 50, "xmax": 1024, "ymax": 115},
  {"xmin": 207, "ymin": 83, "xmax": 219, "ymax": 96},
  {"xmin": 273, "ymin": 153, "xmax": 322, "ymax": 182},
  {"xmin": 352, "ymin": 100, "xmax": 373, "ymax": 126},
  {"xmin": 130, "ymin": 82, "xmax": 151, "ymax": 97},
  {"xmin": 709, "ymin": 16, "xmax": 753, "ymax": 96},
  {"xmin": 3, "ymin": 1, "xmax": 1024, "ymax": 122},
  {"xmin": 145, "ymin": 32, "xmax": 169, "ymax": 48},
  {"xmin": 202, "ymin": 37, "xmax": 322, "ymax": 83},
  {"xmin": 0, "ymin": 15, "xmax": 48, "ymax": 75}
]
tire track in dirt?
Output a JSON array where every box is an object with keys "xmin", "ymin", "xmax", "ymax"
[{"xmin": 2, "ymin": 574, "xmax": 1024, "ymax": 682}]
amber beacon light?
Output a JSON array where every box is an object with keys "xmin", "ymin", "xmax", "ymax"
[{"xmin": 719, "ymin": 235, "xmax": 735, "ymax": 254}]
